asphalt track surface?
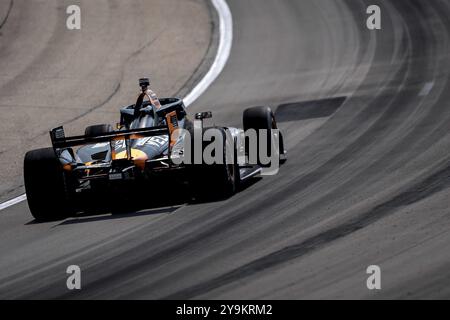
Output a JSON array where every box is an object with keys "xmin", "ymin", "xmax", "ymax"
[{"xmin": 1, "ymin": 0, "xmax": 450, "ymax": 299}]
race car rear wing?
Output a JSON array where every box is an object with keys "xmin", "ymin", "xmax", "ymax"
[
  {"xmin": 50, "ymin": 126, "xmax": 171, "ymax": 162},
  {"xmin": 50, "ymin": 125, "xmax": 170, "ymax": 149}
]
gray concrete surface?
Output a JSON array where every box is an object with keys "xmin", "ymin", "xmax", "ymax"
[{"xmin": 1, "ymin": 0, "xmax": 450, "ymax": 299}]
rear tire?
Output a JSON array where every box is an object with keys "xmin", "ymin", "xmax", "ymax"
[
  {"xmin": 85, "ymin": 124, "xmax": 113, "ymax": 137},
  {"xmin": 24, "ymin": 148, "xmax": 73, "ymax": 221},
  {"xmin": 189, "ymin": 127, "xmax": 238, "ymax": 200}
]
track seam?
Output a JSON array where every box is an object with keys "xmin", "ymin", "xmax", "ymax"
[{"xmin": 0, "ymin": 0, "xmax": 13, "ymax": 30}]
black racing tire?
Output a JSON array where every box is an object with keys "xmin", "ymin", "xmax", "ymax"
[
  {"xmin": 189, "ymin": 127, "xmax": 238, "ymax": 200},
  {"xmin": 243, "ymin": 106, "xmax": 273, "ymax": 133},
  {"xmin": 243, "ymin": 106, "xmax": 284, "ymax": 165},
  {"xmin": 84, "ymin": 124, "xmax": 113, "ymax": 137},
  {"xmin": 24, "ymin": 148, "xmax": 73, "ymax": 221}
]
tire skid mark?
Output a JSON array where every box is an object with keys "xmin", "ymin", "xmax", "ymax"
[
  {"xmin": 164, "ymin": 161, "xmax": 450, "ymax": 299},
  {"xmin": 153, "ymin": 0, "xmax": 448, "ymax": 299},
  {"xmin": 40, "ymin": 0, "xmax": 417, "ymax": 298}
]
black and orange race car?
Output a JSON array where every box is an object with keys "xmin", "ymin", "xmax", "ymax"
[{"xmin": 24, "ymin": 78, "xmax": 287, "ymax": 221}]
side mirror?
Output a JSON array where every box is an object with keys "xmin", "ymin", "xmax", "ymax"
[{"xmin": 195, "ymin": 111, "xmax": 212, "ymax": 120}]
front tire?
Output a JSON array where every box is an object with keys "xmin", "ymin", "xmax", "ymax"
[
  {"xmin": 243, "ymin": 106, "xmax": 285, "ymax": 165},
  {"xmin": 24, "ymin": 148, "xmax": 73, "ymax": 221}
]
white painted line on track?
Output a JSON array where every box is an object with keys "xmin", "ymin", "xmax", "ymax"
[
  {"xmin": 0, "ymin": 0, "xmax": 233, "ymax": 211},
  {"xmin": 184, "ymin": 0, "xmax": 233, "ymax": 107},
  {"xmin": 0, "ymin": 194, "xmax": 27, "ymax": 211}
]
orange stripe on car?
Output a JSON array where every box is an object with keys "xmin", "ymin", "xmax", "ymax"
[
  {"xmin": 114, "ymin": 149, "xmax": 148, "ymax": 170},
  {"xmin": 165, "ymin": 111, "xmax": 179, "ymax": 147}
]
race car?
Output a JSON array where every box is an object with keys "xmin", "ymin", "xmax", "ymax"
[{"xmin": 24, "ymin": 78, "xmax": 287, "ymax": 221}]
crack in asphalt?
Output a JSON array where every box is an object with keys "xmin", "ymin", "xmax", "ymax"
[{"xmin": 0, "ymin": 0, "xmax": 13, "ymax": 30}]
